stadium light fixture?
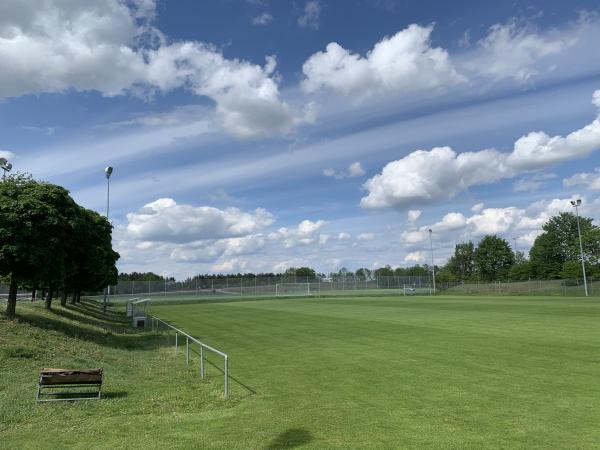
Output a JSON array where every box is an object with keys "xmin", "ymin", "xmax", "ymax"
[
  {"xmin": 104, "ymin": 166, "xmax": 114, "ymax": 312},
  {"xmin": 570, "ymin": 199, "xmax": 588, "ymax": 296},
  {"xmin": 0, "ymin": 157, "xmax": 12, "ymax": 180},
  {"xmin": 428, "ymin": 229, "xmax": 436, "ymax": 294}
]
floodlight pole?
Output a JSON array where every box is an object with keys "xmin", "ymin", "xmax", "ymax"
[
  {"xmin": 571, "ymin": 199, "xmax": 588, "ymax": 297},
  {"xmin": 0, "ymin": 158, "xmax": 12, "ymax": 181},
  {"xmin": 429, "ymin": 229, "xmax": 436, "ymax": 294},
  {"xmin": 104, "ymin": 166, "xmax": 113, "ymax": 312}
]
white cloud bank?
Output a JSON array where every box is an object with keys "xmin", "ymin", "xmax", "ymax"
[
  {"xmin": 302, "ymin": 24, "xmax": 464, "ymax": 99},
  {"xmin": 126, "ymin": 198, "xmax": 274, "ymax": 243},
  {"xmin": 401, "ymin": 196, "xmax": 588, "ymax": 248},
  {"xmin": 302, "ymin": 16, "xmax": 600, "ymax": 105},
  {"xmin": 0, "ymin": 0, "xmax": 310, "ymax": 138},
  {"xmin": 361, "ymin": 89, "xmax": 600, "ymax": 210}
]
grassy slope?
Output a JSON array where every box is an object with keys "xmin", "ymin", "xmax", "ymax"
[
  {"xmin": 0, "ymin": 301, "xmax": 232, "ymax": 450},
  {"xmin": 2, "ymin": 296, "xmax": 600, "ymax": 449}
]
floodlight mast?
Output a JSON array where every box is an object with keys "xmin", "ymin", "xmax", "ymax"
[
  {"xmin": 0, "ymin": 158, "xmax": 12, "ymax": 180},
  {"xmin": 104, "ymin": 166, "xmax": 113, "ymax": 312},
  {"xmin": 571, "ymin": 199, "xmax": 588, "ymax": 297},
  {"xmin": 429, "ymin": 229, "xmax": 436, "ymax": 294}
]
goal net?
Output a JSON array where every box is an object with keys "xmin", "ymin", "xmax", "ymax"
[{"xmin": 275, "ymin": 283, "xmax": 312, "ymax": 297}]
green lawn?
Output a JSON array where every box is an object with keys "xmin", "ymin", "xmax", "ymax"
[{"xmin": 2, "ymin": 295, "xmax": 600, "ymax": 449}]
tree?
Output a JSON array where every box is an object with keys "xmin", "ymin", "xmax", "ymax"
[
  {"xmin": 295, "ymin": 267, "xmax": 316, "ymax": 278},
  {"xmin": 474, "ymin": 235, "xmax": 515, "ymax": 281},
  {"xmin": 446, "ymin": 242, "xmax": 475, "ymax": 281},
  {"xmin": 0, "ymin": 175, "xmax": 79, "ymax": 317},
  {"xmin": 374, "ymin": 265, "xmax": 393, "ymax": 277},
  {"xmin": 529, "ymin": 212, "xmax": 600, "ymax": 279},
  {"xmin": 355, "ymin": 268, "xmax": 373, "ymax": 280},
  {"xmin": 65, "ymin": 207, "xmax": 119, "ymax": 303}
]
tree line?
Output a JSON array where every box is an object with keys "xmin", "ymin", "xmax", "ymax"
[{"xmin": 1, "ymin": 175, "xmax": 119, "ymax": 319}]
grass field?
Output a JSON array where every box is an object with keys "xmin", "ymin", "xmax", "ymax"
[{"xmin": 2, "ymin": 295, "xmax": 600, "ymax": 449}]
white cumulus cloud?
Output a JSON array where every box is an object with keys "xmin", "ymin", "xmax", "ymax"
[
  {"xmin": 0, "ymin": 0, "xmax": 309, "ymax": 138},
  {"xmin": 404, "ymin": 251, "xmax": 425, "ymax": 263},
  {"xmin": 126, "ymin": 198, "xmax": 274, "ymax": 243},
  {"xmin": 302, "ymin": 24, "xmax": 464, "ymax": 100},
  {"xmin": 361, "ymin": 90, "xmax": 600, "ymax": 210},
  {"xmin": 269, "ymin": 219, "xmax": 328, "ymax": 248}
]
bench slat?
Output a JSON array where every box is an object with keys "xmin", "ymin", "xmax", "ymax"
[{"xmin": 39, "ymin": 368, "xmax": 103, "ymax": 386}]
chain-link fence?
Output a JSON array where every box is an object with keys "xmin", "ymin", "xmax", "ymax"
[
  {"xmin": 97, "ymin": 275, "xmax": 433, "ymax": 302},
  {"xmin": 438, "ymin": 278, "xmax": 596, "ymax": 297},
  {"xmin": 2, "ymin": 276, "xmax": 596, "ymax": 304}
]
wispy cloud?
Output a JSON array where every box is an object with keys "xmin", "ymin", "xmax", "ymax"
[{"xmin": 298, "ymin": 1, "xmax": 321, "ymax": 29}]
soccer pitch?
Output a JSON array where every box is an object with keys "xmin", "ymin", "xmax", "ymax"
[{"xmin": 150, "ymin": 295, "xmax": 600, "ymax": 449}]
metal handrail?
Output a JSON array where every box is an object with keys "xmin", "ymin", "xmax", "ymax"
[{"xmin": 149, "ymin": 315, "xmax": 229, "ymax": 397}]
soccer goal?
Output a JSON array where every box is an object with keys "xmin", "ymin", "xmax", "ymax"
[{"xmin": 275, "ymin": 283, "xmax": 312, "ymax": 297}]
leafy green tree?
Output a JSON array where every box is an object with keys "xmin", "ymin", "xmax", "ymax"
[
  {"xmin": 65, "ymin": 207, "xmax": 119, "ymax": 304},
  {"xmin": 295, "ymin": 267, "xmax": 316, "ymax": 278},
  {"xmin": 0, "ymin": 175, "xmax": 78, "ymax": 317},
  {"xmin": 374, "ymin": 265, "xmax": 393, "ymax": 277},
  {"xmin": 404, "ymin": 265, "xmax": 429, "ymax": 277},
  {"xmin": 561, "ymin": 260, "xmax": 582, "ymax": 279},
  {"xmin": 529, "ymin": 212, "xmax": 599, "ymax": 279},
  {"xmin": 474, "ymin": 235, "xmax": 515, "ymax": 281},
  {"xmin": 446, "ymin": 242, "xmax": 475, "ymax": 281},
  {"xmin": 119, "ymin": 272, "xmax": 164, "ymax": 281},
  {"xmin": 355, "ymin": 268, "xmax": 373, "ymax": 280},
  {"xmin": 529, "ymin": 232, "xmax": 563, "ymax": 279}
]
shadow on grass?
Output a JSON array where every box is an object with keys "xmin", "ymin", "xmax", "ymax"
[
  {"xmin": 102, "ymin": 391, "xmax": 128, "ymax": 399},
  {"xmin": 51, "ymin": 308, "xmax": 129, "ymax": 332},
  {"xmin": 265, "ymin": 429, "xmax": 312, "ymax": 449},
  {"xmin": 14, "ymin": 303, "xmax": 168, "ymax": 351},
  {"xmin": 69, "ymin": 302, "xmax": 128, "ymax": 322}
]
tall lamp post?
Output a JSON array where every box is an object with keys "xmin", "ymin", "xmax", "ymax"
[
  {"xmin": 429, "ymin": 229, "xmax": 436, "ymax": 294},
  {"xmin": 0, "ymin": 157, "xmax": 12, "ymax": 180},
  {"xmin": 104, "ymin": 166, "xmax": 113, "ymax": 312},
  {"xmin": 570, "ymin": 199, "xmax": 588, "ymax": 297}
]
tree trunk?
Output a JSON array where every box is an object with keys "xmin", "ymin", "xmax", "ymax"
[
  {"xmin": 76, "ymin": 291, "xmax": 81, "ymax": 303},
  {"xmin": 45, "ymin": 285, "xmax": 54, "ymax": 310},
  {"xmin": 60, "ymin": 290, "xmax": 67, "ymax": 306},
  {"xmin": 70, "ymin": 289, "xmax": 77, "ymax": 305},
  {"xmin": 5, "ymin": 276, "xmax": 18, "ymax": 319},
  {"xmin": 31, "ymin": 288, "xmax": 36, "ymax": 302}
]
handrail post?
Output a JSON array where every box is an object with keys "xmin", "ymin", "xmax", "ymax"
[
  {"xmin": 200, "ymin": 346, "xmax": 204, "ymax": 378},
  {"xmin": 224, "ymin": 355, "xmax": 228, "ymax": 398},
  {"xmin": 186, "ymin": 337, "xmax": 189, "ymax": 366},
  {"xmin": 175, "ymin": 332, "xmax": 178, "ymax": 353}
]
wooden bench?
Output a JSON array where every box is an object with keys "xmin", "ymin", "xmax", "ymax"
[{"xmin": 36, "ymin": 368, "xmax": 103, "ymax": 402}]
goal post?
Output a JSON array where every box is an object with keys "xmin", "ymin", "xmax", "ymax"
[{"xmin": 275, "ymin": 283, "xmax": 312, "ymax": 297}]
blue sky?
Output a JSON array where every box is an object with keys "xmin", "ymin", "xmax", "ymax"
[{"xmin": 1, "ymin": 0, "xmax": 600, "ymax": 278}]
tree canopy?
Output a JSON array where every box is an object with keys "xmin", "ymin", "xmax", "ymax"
[{"xmin": 0, "ymin": 175, "xmax": 119, "ymax": 318}]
